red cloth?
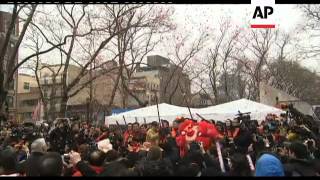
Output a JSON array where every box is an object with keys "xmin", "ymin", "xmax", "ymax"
[
  {"xmin": 197, "ymin": 121, "xmax": 222, "ymax": 150},
  {"xmin": 72, "ymin": 165, "xmax": 104, "ymax": 177},
  {"xmin": 95, "ymin": 132, "xmax": 108, "ymax": 142},
  {"xmin": 176, "ymin": 135, "xmax": 187, "ymax": 158}
]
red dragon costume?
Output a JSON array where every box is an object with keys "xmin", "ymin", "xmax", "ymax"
[{"xmin": 175, "ymin": 119, "xmax": 223, "ymax": 157}]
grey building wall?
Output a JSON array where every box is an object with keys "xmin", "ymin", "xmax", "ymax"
[{"xmin": 259, "ymin": 82, "xmax": 313, "ymax": 115}]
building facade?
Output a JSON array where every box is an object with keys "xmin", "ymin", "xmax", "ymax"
[
  {"xmin": 38, "ymin": 62, "xmax": 124, "ymax": 121},
  {"xmin": 259, "ymin": 82, "xmax": 313, "ymax": 115},
  {"xmin": 191, "ymin": 93, "xmax": 213, "ymax": 108},
  {"xmin": 128, "ymin": 55, "xmax": 191, "ymax": 108},
  {"xmin": 39, "ymin": 64, "xmax": 89, "ymax": 121},
  {"xmin": 16, "ymin": 74, "xmax": 41, "ymax": 123}
]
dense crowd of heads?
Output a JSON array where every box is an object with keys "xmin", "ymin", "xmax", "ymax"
[{"xmin": 0, "ymin": 108, "xmax": 320, "ymax": 176}]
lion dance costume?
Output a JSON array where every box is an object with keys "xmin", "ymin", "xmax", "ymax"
[{"xmin": 175, "ymin": 119, "xmax": 222, "ymax": 157}]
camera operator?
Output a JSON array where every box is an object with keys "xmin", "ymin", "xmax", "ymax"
[{"xmin": 230, "ymin": 119, "xmax": 254, "ymax": 155}]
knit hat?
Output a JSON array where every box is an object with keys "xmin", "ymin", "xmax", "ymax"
[{"xmin": 255, "ymin": 154, "xmax": 285, "ymax": 176}]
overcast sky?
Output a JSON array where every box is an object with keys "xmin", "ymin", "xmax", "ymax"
[
  {"xmin": 166, "ymin": 4, "xmax": 319, "ymax": 73},
  {"xmin": 0, "ymin": 4, "xmax": 319, "ymax": 73}
]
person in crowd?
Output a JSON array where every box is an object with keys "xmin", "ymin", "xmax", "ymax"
[
  {"xmin": 255, "ymin": 153, "xmax": 285, "ymax": 176},
  {"xmin": 1, "ymin": 103, "xmax": 320, "ymax": 177},
  {"xmin": 24, "ymin": 138, "xmax": 48, "ymax": 176},
  {"xmin": 229, "ymin": 153, "xmax": 252, "ymax": 176},
  {"xmin": 0, "ymin": 146, "xmax": 20, "ymax": 176},
  {"xmin": 48, "ymin": 120, "xmax": 72, "ymax": 154},
  {"xmin": 225, "ymin": 119, "xmax": 240, "ymax": 141},
  {"xmin": 124, "ymin": 123, "xmax": 133, "ymax": 145},
  {"xmin": 38, "ymin": 152, "xmax": 63, "ymax": 176},
  {"xmin": 146, "ymin": 121, "xmax": 160, "ymax": 146},
  {"xmin": 171, "ymin": 117, "xmax": 185, "ymax": 138},
  {"xmin": 284, "ymin": 141, "xmax": 317, "ymax": 176},
  {"xmin": 72, "ymin": 150, "xmax": 105, "ymax": 176},
  {"xmin": 160, "ymin": 120, "xmax": 171, "ymax": 144},
  {"xmin": 135, "ymin": 146, "xmax": 173, "ymax": 176}
]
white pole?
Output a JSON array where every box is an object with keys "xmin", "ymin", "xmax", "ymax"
[{"xmin": 216, "ymin": 141, "xmax": 226, "ymax": 173}]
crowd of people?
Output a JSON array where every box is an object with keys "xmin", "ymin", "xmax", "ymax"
[{"xmin": 0, "ymin": 105, "xmax": 320, "ymax": 176}]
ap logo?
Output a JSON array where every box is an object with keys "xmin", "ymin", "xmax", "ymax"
[{"xmin": 251, "ymin": 0, "xmax": 276, "ymax": 28}]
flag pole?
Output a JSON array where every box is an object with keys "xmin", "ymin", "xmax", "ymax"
[
  {"xmin": 154, "ymin": 91, "xmax": 161, "ymax": 128},
  {"xmin": 179, "ymin": 82, "xmax": 193, "ymax": 120},
  {"xmin": 38, "ymin": 99, "xmax": 41, "ymax": 121}
]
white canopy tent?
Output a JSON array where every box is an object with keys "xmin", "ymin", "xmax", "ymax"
[
  {"xmin": 196, "ymin": 98, "xmax": 285, "ymax": 122},
  {"xmin": 106, "ymin": 99, "xmax": 285, "ymax": 125},
  {"xmin": 106, "ymin": 103, "xmax": 197, "ymax": 125}
]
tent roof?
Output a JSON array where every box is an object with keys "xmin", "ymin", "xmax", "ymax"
[
  {"xmin": 196, "ymin": 98, "xmax": 284, "ymax": 121},
  {"xmin": 106, "ymin": 103, "xmax": 195, "ymax": 124},
  {"xmin": 106, "ymin": 99, "xmax": 285, "ymax": 125}
]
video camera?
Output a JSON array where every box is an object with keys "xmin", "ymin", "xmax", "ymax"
[{"xmin": 236, "ymin": 111, "xmax": 251, "ymax": 123}]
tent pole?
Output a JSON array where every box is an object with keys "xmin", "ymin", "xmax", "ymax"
[
  {"xmin": 122, "ymin": 115, "xmax": 127, "ymax": 126},
  {"xmin": 116, "ymin": 120, "xmax": 123, "ymax": 134},
  {"xmin": 196, "ymin": 113, "xmax": 206, "ymax": 120}
]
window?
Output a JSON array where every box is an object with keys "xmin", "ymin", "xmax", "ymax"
[
  {"xmin": 22, "ymin": 100, "xmax": 37, "ymax": 107},
  {"xmin": 43, "ymin": 89, "xmax": 48, "ymax": 99},
  {"xmin": 23, "ymin": 82, "xmax": 30, "ymax": 90},
  {"xmin": 44, "ymin": 77, "xmax": 48, "ymax": 84}
]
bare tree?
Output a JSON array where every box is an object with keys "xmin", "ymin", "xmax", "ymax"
[
  {"xmin": 300, "ymin": 5, "xmax": 320, "ymax": 60},
  {"xmin": 94, "ymin": 5, "xmax": 175, "ymax": 110},
  {"xmin": 0, "ymin": 5, "xmax": 39, "ymax": 119},
  {"xmin": 232, "ymin": 29, "xmax": 279, "ymax": 101},
  {"xmin": 158, "ymin": 30, "xmax": 208, "ymax": 106},
  {"xmin": 196, "ymin": 20, "xmax": 242, "ymax": 104},
  {"xmin": 26, "ymin": 5, "xmax": 172, "ymax": 118}
]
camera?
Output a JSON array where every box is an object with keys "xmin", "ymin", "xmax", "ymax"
[
  {"xmin": 63, "ymin": 154, "xmax": 70, "ymax": 163},
  {"xmin": 236, "ymin": 111, "xmax": 251, "ymax": 123}
]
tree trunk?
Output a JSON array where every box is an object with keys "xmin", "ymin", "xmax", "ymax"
[{"xmin": 60, "ymin": 94, "xmax": 68, "ymax": 118}]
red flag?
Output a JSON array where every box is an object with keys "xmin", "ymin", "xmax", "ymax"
[{"xmin": 32, "ymin": 100, "xmax": 41, "ymax": 121}]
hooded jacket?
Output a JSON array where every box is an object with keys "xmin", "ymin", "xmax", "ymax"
[{"xmin": 255, "ymin": 154, "xmax": 285, "ymax": 176}]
